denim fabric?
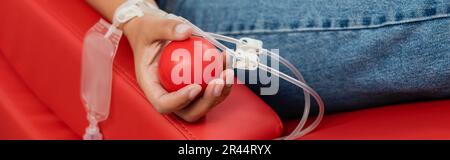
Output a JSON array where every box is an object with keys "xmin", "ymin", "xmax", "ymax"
[{"xmin": 158, "ymin": 0, "xmax": 450, "ymax": 119}]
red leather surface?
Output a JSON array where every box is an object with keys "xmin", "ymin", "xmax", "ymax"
[
  {"xmin": 0, "ymin": 0, "xmax": 283, "ymax": 139},
  {"xmin": 0, "ymin": 52, "xmax": 79, "ymax": 140},
  {"xmin": 291, "ymin": 100, "xmax": 450, "ymax": 140},
  {"xmin": 1, "ymin": 0, "xmax": 449, "ymax": 140}
]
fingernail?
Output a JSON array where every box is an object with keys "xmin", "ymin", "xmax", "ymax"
[
  {"xmin": 224, "ymin": 69, "xmax": 234, "ymax": 87},
  {"xmin": 213, "ymin": 80, "xmax": 225, "ymax": 97},
  {"xmin": 188, "ymin": 85, "xmax": 201, "ymax": 100},
  {"xmin": 175, "ymin": 23, "xmax": 191, "ymax": 34}
]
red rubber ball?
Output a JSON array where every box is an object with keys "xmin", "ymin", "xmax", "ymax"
[{"xmin": 158, "ymin": 36, "xmax": 223, "ymax": 92}]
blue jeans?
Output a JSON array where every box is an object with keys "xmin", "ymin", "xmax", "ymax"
[{"xmin": 158, "ymin": 0, "xmax": 450, "ymax": 119}]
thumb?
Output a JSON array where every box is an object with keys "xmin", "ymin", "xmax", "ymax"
[{"xmin": 152, "ymin": 18, "xmax": 193, "ymax": 41}]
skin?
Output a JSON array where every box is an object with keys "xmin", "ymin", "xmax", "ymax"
[{"xmin": 86, "ymin": 0, "xmax": 234, "ymax": 122}]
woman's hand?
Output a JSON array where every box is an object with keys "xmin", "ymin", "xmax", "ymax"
[{"xmin": 123, "ymin": 14, "xmax": 234, "ymax": 122}]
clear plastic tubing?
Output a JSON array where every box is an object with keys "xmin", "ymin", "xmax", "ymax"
[
  {"xmin": 190, "ymin": 28, "xmax": 325, "ymax": 139},
  {"xmin": 204, "ymin": 33, "xmax": 314, "ymax": 139},
  {"xmin": 204, "ymin": 33, "xmax": 315, "ymax": 139}
]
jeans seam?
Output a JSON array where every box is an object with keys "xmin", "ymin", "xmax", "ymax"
[{"xmin": 216, "ymin": 8, "xmax": 450, "ymax": 35}]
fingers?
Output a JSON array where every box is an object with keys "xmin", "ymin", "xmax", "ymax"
[
  {"xmin": 152, "ymin": 84, "xmax": 203, "ymax": 113},
  {"xmin": 222, "ymin": 69, "xmax": 234, "ymax": 97},
  {"xmin": 155, "ymin": 18, "xmax": 192, "ymax": 40},
  {"xmin": 136, "ymin": 59, "xmax": 203, "ymax": 114},
  {"xmin": 139, "ymin": 73, "xmax": 203, "ymax": 114},
  {"xmin": 175, "ymin": 69, "xmax": 234, "ymax": 122},
  {"xmin": 175, "ymin": 79, "xmax": 225, "ymax": 122},
  {"xmin": 141, "ymin": 16, "xmax": 193, "ymax": 42}
]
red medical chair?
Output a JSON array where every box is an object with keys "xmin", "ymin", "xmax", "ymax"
[{"xmin": 0, "ymin": 0, "xmax": 449, "ymax": 140}]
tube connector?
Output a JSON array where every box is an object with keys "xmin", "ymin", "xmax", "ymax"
[{"xmin": 233, "ymin": 38, "xmax": 263, "ymax": 70}]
